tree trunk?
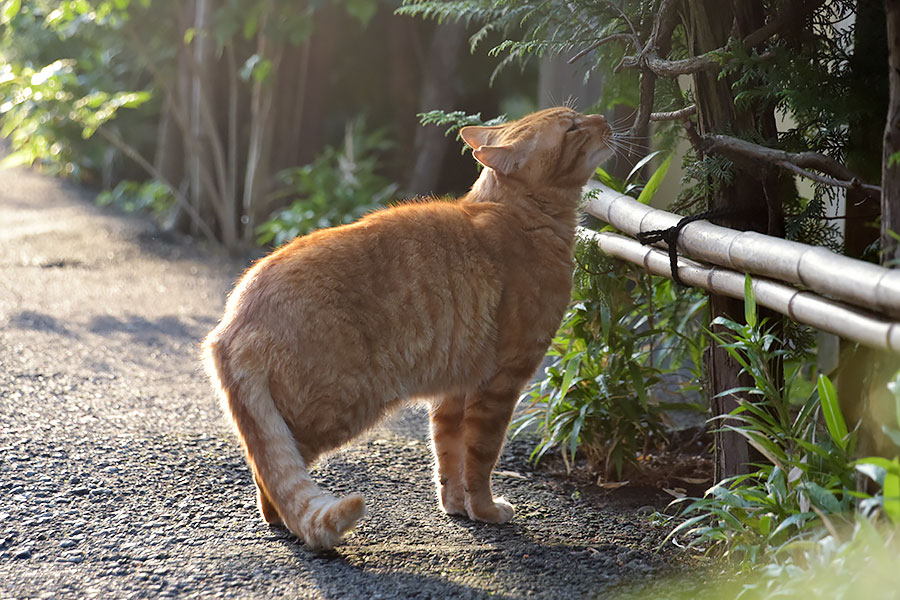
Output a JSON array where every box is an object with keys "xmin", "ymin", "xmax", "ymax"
[
  {"xmin": 270, "ymin": 40, "xmax": 312, "ymax": 175},
  {"xmin": 242, "ymin": 8, "xmax": 286, "ymax": 244},
  {"xmin": 838, "ymin": 1, "xmax": 887, "ymax": 467},
  {"xmin": 406, "ymin": 21, "xmax": 467, "ymax": 197},
  {"xmin": 883, "ymin": 0, "xmax": 900, "ymax": 264},
  {"xmin": 684, "ymin": 0, "xmax": 786, "ymax": 480},
  {"xmin": 844, "ymin": 0, "xmax": 887, "ymax": 259},
  {"xmin": 189, "ymin": 0, "xmax": 213, "ymax": 239},
  {"xmin": 296, "ymin": 7, "xmax": 339, "ymax": 166},
  {"xmin": 386, "ymin": 13, "xmax": 422, "ymax": 182},
  {"xmin": 153, "ymin": 96, "xmax": 185, "ymax": 194},
  {"xmin": 168, "ymin": 1, "xmax": 199, "ymax": 236}
]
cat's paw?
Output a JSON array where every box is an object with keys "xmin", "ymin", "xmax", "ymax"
[
  {"xmin": 439, "ymin": 483, "xmax": 467, "ymax": 516},
  {"xmin": 465, "ymin": 496, "xmax": 515, "ymax": 524}
]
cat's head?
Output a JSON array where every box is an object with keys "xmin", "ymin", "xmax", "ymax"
[{"xmin": 459, "ymin": 107, "xmax": 613, "ymax": 189}]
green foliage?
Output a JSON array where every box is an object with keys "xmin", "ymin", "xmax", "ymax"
[
  {"xmin": 513, "ymin": 238, "xmax": 707, "ymax": 479},
  {"xmin": 636, "ymin": 153, "xmax": 673, "ymax": 205},
  {"xmin": 399, "ymin": 0, "xmax": 685, "ymax": 120},
  {"xmin": 618, "ymin": 517, "xmax": 900, "ymax": 599},
  {"xmin": 256, "ymin": 120, "xmax": 399, "ymax": 247},
  {"xmin": 853, "ymin": 369, "xmax": 900, "ymax": 525},
  {"xmin": 733, "ymin": 518, "xmax": 900, "ymax": 600},
  {"xmin": 0, "ymin": 0, "xmax": 400, "ymax": 245},
  {"xmin": 96, "ymin": 179, "xmax": 174, "ymax": 219},
  {"xmin": 418, "ymin": 109, "xmax": 507, "ymax": 138},
  {"xmin": 0, "ymin": 0, "xmax": 160, "ymax": 177},
  {"xmin": 589, "ymin": 150, "xmax": 671, "ymax": 201},
  {"xmin": 417, "ymin": 110, "xmax": 508, "ymax": 157},
  {"xmin": 664, "ymin": 278, "xmax": 866, "ymax": 565},
  {"xmin": 513, "ymin": 154, "xmax": 690, "ymax": 478},
  {"xmin": 403, "ymin": 1, "xmax": 872, "ymax": 256}
]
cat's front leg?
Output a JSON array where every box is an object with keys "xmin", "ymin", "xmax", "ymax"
[
  {"xmin": 429, "ymin": 396, "xmax": 467, "ymax": 516},
  {"xmin": 460, "ymin": 377, "xmax": 521, "ymax": 524}
]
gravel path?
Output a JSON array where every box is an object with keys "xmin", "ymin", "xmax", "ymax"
[{"xmin": 0, "ymin": 167, "xmax": 678, "ymax": 599}]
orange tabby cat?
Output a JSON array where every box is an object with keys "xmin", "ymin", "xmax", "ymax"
[{"xmin": 202, "ymin": 107, "xmax": 613, "ymax": 550}]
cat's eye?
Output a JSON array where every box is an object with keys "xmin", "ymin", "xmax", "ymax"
[{"xmin": 567, "ymin": 122, "xmax": 582, "ymax": 133}]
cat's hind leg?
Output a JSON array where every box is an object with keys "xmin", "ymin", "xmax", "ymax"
[
  {"xmin": 254, "ymin": 472, "xmax": 282, "ymax": 525},
  {"xmin": 429, "ymin": 395, "xmax": 467, "ymax": 516},
  {"xmin": 204, "ymin": 341, "xmax": 365, "ymax": 550}
]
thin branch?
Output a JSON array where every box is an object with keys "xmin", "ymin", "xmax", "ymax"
[
  {"xmin": 647, "ymin": 0, "xmax": 681, "ymax": 52},
  {"xmin": 96, "ymin": 126, "xmax": 218, "ymax": 243},
  {"xmin": 121, "ymin": 22, "xmax": 227, "ymax": 227},
  {"xmin": 630, "ymin": 68, "xmax": 657, "ymax": 138},
  {"xmin": 171, "ymin": 25, "xmax": 232, "ymax": 216},
  {"xmin": 649, "ymin": 104, "xmax": 697, "ymax": 121},
  {"xmin": 701, "ymin": 133, "xmax": 882, "ymax": 198},
  {"xmin": 787, "ymin": 212, "xmax": 881, "ymax": 221},
  {"xmin": 601, "ymin": 0, "xmax": 640, "ymax": 45},
  {"xmin": 776, "ymin": 160, "xmax": 879, "ymax": 196},
  {"xmin": 683, "ymin": 119, "xmax": 704, "ymax": 154},
  {"xmin": 568, "ymin": 33, "xmax": 637, "ymax": 64},
  {"xmin": 627, "ymin": 0, "xmax": 680, "ymax": 139}
]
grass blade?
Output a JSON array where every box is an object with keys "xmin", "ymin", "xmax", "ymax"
[{"xmin": 818, "ymin": 374, "xmax": 848, "ymax": 451}]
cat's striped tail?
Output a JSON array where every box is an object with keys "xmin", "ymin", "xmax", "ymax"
[{"xmin": 202, "ymin": 336, "xmax": 366, "ymax": 551}]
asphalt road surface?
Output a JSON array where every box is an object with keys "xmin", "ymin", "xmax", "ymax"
[{"xmin": 0, "ymin": 166, "xmax": 679, "ymax": 599}]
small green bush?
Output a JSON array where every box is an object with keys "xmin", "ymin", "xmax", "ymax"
[
  {"xmin": 256, "ymin": 119, "xmax": 398, "ymax": 247},
  {"xmin": 513, "ymin": 239, "xmax": 707, "ymax": 479},
  {"xmin": 666, "ymin": 277, "xmax": 900, "ymax": 566},
  {"xmin": 96, "ymin": 179, "xmax": 174, "ymax": 219}
]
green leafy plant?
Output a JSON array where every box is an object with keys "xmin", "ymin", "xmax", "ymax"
[
  {"xmin": 590, "ymin": 150, "xmax": 673, "ymax": 204},
  {"xmin": 417, "ymin": 109, "xmax": 508, "ymax": 136},
  {"xmin": 0, "ymin": 0, "xmax": 157, "ymax": 178},
  {"xmin": 96, "ymin": 179, "xmax": 174, "ymax": 219},
  {"xmin": 513, "ymin": 238, "xmax": 706, "ymax": 479},
  {"xmin": 417, "ymin": 110, "xmax": 508, "ymax": 156},
  {"xmin": 854, "ymin": 368, "xmax": 900, "ymax": 525},
  {"xmin": 665, "ymin": 277, "xmax": 858, "ymax": 565},
  {"xmin": 256, "ymin": 119, "xmax": 399, "ymax": 247},
  {"xmin": 512, "ymin": 153, "xmax": 699, "ymax": 479}
]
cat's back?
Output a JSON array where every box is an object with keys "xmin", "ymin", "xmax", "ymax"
[
  {"xmin": 213, "ymin": 199, "xmax": 505, "ymax": 378},
  {"xmin": 252, "ymin": 199, "xmax": 503, "ymax": 297}
]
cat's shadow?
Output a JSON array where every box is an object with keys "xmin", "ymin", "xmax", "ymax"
[
  {"xmin": 269, "ymin": 514, "xmax": 630, "ymax": 600},
  {"xmin": 274, "ymin": 526, "xmax": 522, "ymax": 600}
]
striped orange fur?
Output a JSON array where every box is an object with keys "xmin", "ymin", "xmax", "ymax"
[{"xmin": 202, "ymin": 108, "xmax": 613, "ymax": 550}]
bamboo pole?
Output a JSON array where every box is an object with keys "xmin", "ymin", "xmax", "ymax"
[
  {"xmin": 584, "ymin": 182, "xmax": 900, "ymax": 320},
  {"xmin": 577, "ymin": 228, "xmax": 900, "ymax": 353}
]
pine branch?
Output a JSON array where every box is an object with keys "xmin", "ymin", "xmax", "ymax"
[
  {"xmin": 567, "ymin": 33, "xmax": 636, "ymax": 64},
  {"xmin": 620, "ymin": 0, "xmax": 826, "ymax": 77}
]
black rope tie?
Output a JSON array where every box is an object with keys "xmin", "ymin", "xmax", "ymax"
[{"xmin": 634, "ymin": 208, "xmax": 737, "ymax": 287}]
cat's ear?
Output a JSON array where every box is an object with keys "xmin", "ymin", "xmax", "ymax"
[
  {"xmin": 472, "ymin": 144, "xmax": 518, "ymax": 175},
  {"xmin": 459, "ymin": 126, "xmax": 502, "ymax": 149}
]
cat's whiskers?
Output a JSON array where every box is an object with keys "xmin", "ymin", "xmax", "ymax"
[{"xmin": 607, "ymin": 109, "xmax": 638, "ymax": 128}]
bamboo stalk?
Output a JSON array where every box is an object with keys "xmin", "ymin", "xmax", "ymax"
[
  {"xmin": 578, "ymin": 228, "xmax": 900, "ymax": 353},
  {"xmin": 584, "ymin": 182, "xmax": 900, "ymax": 319}
]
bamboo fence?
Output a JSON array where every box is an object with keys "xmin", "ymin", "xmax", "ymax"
[{"xmin": 581, "ymin": 183, "xmax": 900, "ymax": 353}]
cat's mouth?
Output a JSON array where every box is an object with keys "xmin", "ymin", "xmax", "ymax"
[{"xmin": 588, "ymin": 145, "xmax": 615, "ymax": 167}]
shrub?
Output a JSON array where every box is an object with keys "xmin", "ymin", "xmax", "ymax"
[
  {"xmin": 513, "ymin": 239, "xmax": 707, "ymax": 479},
  {"xmin": 256, "ymin": 119, "xmax": 398, "ymax": 247}
]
